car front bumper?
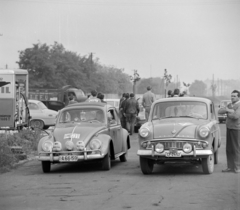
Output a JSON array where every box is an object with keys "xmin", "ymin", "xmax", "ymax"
[
  {"xmin": 137, "ymin": 149, "xmax": 212, "ymax": 158},
  {"xmin": 37, "ymin": 151, "xmax": 105, "ymax": 162}
]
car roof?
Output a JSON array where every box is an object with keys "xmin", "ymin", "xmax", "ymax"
[
  {"xmin": 28, "ymin": 99, "xmax": 42, "ymax": 103},
  {"xmin": 154, "ymin": 97, "xmax": 212, "ymax": 104},
  {"xmin": 65, "ymin": 102, "xmax": 113, "ymax": 109}
]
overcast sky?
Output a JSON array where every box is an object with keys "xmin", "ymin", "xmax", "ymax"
[{"xmin": 0, "ymin": 0, "xmax": 240, "ymax": 84}]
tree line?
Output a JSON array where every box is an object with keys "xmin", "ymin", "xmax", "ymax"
[{"xmin": 17, "ymin": 42, "xmax": 237, "ymax": 97}]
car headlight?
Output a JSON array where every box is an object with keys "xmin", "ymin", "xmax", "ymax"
[
  {"xmin": 53, "ymin": 141, "xmax": 62, "ymax": 152},
  {"xmin": 65, "ymin": 141, "xmax": 74, "ymax": 151},
  {"xmin": 89, "ymin": 139, "xmax": 102, "ymax": 150},
  {"xmin": 183, "ymin": 143, "xmax": 192, "ymax": 153},
  {"xmin": 139, "ymin": 127, "xmax": 150, "ymax": 138},
  {"xmin": 76, "ymin": 141, "xmax": 85, "ymax": 151},
  {"xmin": 42, "ymin": 140, "xmax": 53, "ymax": 152},
  {"xmin": 155, "ymin": 143, "xmax": 164, "ymax": 153},
  {"xmin": 199, "ymin": 127, "xmax": 210, "ymax": 138}
]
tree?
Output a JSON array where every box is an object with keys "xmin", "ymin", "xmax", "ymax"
[{"xmin": 189, "ymin": 80, "xmax": 207, "ymax": 96}]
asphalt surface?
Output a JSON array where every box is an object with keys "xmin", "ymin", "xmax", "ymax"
[{"xmin": 0, "ymin": 124, "xmax": 239, "ymax": 210}]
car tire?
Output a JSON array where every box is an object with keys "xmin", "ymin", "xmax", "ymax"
[
  {"xmin": 202, "ymin": 149, "xmax": 214, "ymax": 174},
  {"xmin": 102, "ymin": 148, "xmax": 111, "ymax": 171},
  {"xmin": 30, "ymin": 120, "xmax": 44, "ymax": 129},
  {"xmin": 139, "ymin": 157, "xmax": 154, "ymax": 175},
  {"xmin": 119, "ymin": 152, "xmax": 128, "ymax": 162},
  {"xmin": 42, "ymin": 161, "xmax": 51, "ymax": 173},
  {"xmin": 214, "ymin": 149, "xmax": 219, "ymax": 164}
]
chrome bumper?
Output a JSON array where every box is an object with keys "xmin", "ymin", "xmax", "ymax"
[{"xmin": 137, "ymin": 149, "xmax": 212, "ymax": 157}]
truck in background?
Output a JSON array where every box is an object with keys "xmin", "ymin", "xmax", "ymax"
[
  {"xmin": 0, "ymin": 69, "xmax": 30, "ymax": 130},
  {"xmin": 28, "ymin": 85, "xmax": 87, "ymax": 111}
]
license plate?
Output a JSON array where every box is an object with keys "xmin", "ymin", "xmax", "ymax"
[
  {"xmin": 165, "ymin": 148, "xmax": 181, "ymax": 157},
  {"xmin": 59, "ymin": 155, "xmax": 78, "ymax": 162}
]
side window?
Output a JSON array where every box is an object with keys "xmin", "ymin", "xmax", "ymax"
[
  {"xmin": 108, "ymin": 109, "xmax": 117, "ymax": 125},
  {"xmin": 29, "ymin": 103, "xmax": 38, "ymax": 110}
]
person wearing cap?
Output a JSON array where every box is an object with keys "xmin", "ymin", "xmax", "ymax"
[{"xmin": 142, "ymin": 86, "xmax": 155, "ymax": 121}]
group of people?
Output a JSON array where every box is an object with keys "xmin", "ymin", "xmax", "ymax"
[
  {"xmin": 167, "ymin": 88, "xmax": 187, "ymax": 97},
  {"xmin": 68, "ymin": 90, "xmax": 106, "ymax": 104},
  {"xmin": 119, "ymin": 86, "xmax": 155, "ymax": 135}
]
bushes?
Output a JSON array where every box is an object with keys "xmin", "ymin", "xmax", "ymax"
[{"xmin": 0, "ymin": 129, "xmax": 42, "ymax": 173}]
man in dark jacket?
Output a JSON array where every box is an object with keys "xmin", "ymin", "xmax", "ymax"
[
  {"xmin": 119, "ymin": 93, "xmax": 129, "ymax": 129},
  {"xmin": 124, "ymin": 93, "xmax": 139, "ymax": 135}
]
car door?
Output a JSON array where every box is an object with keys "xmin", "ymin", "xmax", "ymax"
[
  {"xmin": 210, "ymin": 102, "xmax": 221, "ymax": 149},
  {"xmin": 108, "ymin": 108, "xmax": 123, "ymax": 154}
]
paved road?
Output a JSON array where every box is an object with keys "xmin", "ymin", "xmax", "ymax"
[{"xmin": 0, "ymin": 124, "xmax": 239, "ymax": 210}]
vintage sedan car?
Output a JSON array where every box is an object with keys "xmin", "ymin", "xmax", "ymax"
[
  {"xmin": 28, "ymin": 99, "xmax": 58, "ymax": 129},
  {"xmin": 37, "ymin": 102, "xmax": 130, "ymax": 173},
  {"xmin": 218, "ymin": 100, "xmax": 231, "ymax": 123},
  {"xmin": 137, "ymin": 97, "xmax": 221, "ymax": 175}
]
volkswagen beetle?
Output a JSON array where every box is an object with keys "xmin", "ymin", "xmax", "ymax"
[
  {"xmin": 37, "ymin": 102, "xmax": 130, "ymax": 173},
  {"xmin": 137, "ymin": 97, "xmax": 221, "ymax": 175}
]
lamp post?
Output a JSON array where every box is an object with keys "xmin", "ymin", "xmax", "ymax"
[
  {"xmin": 163, "ymin": 69, "xmax": 172, "ymax": 98},
  {"xmin": 130, "ymin": 70, "xmax": 140, "ymax": 95}
]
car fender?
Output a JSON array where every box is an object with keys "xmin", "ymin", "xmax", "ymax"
[
  {"xmin": 37, "ymin": 135, "xmax": 53, "ymax": 153},
  {"xmin": 122, "ymin": 128, "xmax": 130, "ymax": 151},
  {"xmin": 96, "ymin": 134, "xmax": 112, "ymax": 155}
]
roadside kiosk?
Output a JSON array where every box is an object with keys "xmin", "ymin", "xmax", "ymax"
[{"xmin": 0, "ymin": 69, "xmax": 30, "ymax": 130}]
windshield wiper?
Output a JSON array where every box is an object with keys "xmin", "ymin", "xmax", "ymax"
[{"xmin": 152, "ymin": 116, "xmax": 176, "ymax": 120}]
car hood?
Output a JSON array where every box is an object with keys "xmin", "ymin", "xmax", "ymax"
[
  {"xmin": 53, "ymin": 124, "xmax": 106, "ymax": 146},
  {"xmin": 152, "ymin": 118, "xmax": 206, "ymax": 139}
]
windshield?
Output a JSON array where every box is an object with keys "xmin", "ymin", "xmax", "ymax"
[
  {"xmin": 152, "ymin": 101, "xmax": 208, "ymax": 120},
  {"xmin": 59, "ymin": 108, "xmax": 105, "ymax": 123},
  {"xmin": 220, "ymin": 100, "xmax": 231, "ymax": 107}
]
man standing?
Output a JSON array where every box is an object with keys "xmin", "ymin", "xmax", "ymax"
[
  {"xmin": 119, "ymin": 93, "xmax": 129, "ymax": 129},
  {"xmin": 142, "ymin": 86, "xmax": 155, "ymax": 121},
  {"xmin": 124, "ymin": 93, "xmax": 139, "ymax": 135},
  {"xmin": 218, "ymin": 90, "xmax": 240, "ymax": 173}
]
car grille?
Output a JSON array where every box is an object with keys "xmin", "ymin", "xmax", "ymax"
[{"xmin": 147, "ymin": 141, "xmax": 203, "ymax": 149}]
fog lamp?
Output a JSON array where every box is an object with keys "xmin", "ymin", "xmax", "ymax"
[
  {"xmin": 65, "ymin": 141, "xmax": 74, "ymax": 151},
  {"xmin": 183, "ymin": 143, "xmax": 192, "ymax": 153},
  {"xmin": 155, "ymin": 143, "xmax": 164, "ymax": 153},
  {"xmin": 53, "ymin": 141, "xmax": 62, "ymax": 152},
  {"xmin": 76, "ymin": 141, "xmax": 85, "ymax": 151}
]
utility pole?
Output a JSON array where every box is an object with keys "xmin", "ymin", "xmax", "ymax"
[
  {"xmin": 130, "ymin": 70, "xmax": 140, "ymax": 95},
  {"xmin": 163, "ymin": 69, "xmax": 172, "ymax": 98},
  {"xmin": 211, "ymin": 74, "xmax": 217, "ymax": 98}
]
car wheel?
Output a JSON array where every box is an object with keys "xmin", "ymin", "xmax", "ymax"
[
  {"xmin": 119, "ymin": 152, "xmax": 128, "ymax": 162},
  {"xmin": 202, "ymin": 149, "xmax": 214, "ymax": 174},
  {"xmin": 139, "ymin": 157, "xmax": 154, "ymax": 175},
  {"xmin": 30, "ymin": 120, "xmax": 44, "ymax": 129},
  {"xmin": 214, "ymin": 149, "xmax": 219, "ymax": 164},
  {"xmin": 102, "ymin": 148, "xmax": 111, "ymax": 170},
  {"xmin": 42, "ymin": 161, "xmax": 51, "ymax": 173}
]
